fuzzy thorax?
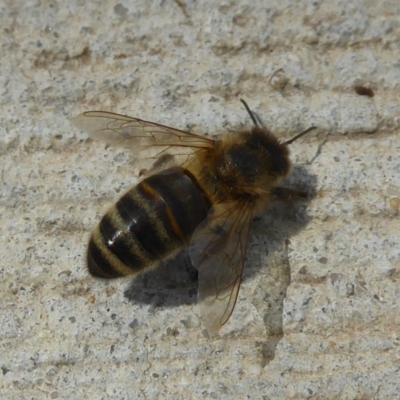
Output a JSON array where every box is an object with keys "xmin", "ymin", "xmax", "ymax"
[{"xmin": 187, "ymin": 126, "xmax": 292, "ymax": 214}]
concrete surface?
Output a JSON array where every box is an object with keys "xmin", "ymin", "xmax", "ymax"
[{"xmin": 1, "ymin": 0, "xmax": 400, "ymax": 399}]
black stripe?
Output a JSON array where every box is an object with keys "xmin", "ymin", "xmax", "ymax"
[
  {"xmin": 99, "ymin": 213, "xmax": 145, "ymax": 270},
  {"xmin": 145, "ymin": 168, "xmax": 212, "ymax": 239},
  {"xmin": 130, "ymin": 186, "xmax": 183, "ymax": 243},
  {"xmin": 87, "ymin": 237, "xmax": 123, "ymax": 279},
  {"xmin": 117, "ymin": 190, "xmax": 169, "ymax": 258}
]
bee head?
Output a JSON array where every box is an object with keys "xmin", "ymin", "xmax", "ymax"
[
  {"xmin": 214, "ymin": 127, "xmax": 291, "ymax": 197},
  {"xmin": 245, "ymin": 127, "xmax": 291, "ymax": 178}
]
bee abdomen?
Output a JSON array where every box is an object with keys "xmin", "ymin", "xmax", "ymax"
[{"xmin": 87, "ymin": 167, "xmax": 212, "ymax": 279}]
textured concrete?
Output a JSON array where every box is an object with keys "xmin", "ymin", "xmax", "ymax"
[{"xmin": 1, "ymin": 0, "xmax": 400, "ymax": 399}]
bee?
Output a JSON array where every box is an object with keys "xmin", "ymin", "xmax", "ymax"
[{"xmin": 73, "ymin": 100, "xmax": 315, "ymax": 332}]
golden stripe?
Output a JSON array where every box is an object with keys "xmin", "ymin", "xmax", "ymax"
[
  {"xmin": 164, "ymin": 205, "xmax": 184, "ymax": 240},
  {"xmin": 107, "ymin": 205, "xmax": 150, "ymax": 266},
  {"xmin": 91, "ymin": 226, "xmax": 136, "ymax": 276}
]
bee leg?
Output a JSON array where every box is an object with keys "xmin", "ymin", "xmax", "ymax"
[
  {"xmin": 139, "ymin": 154, "xmax": 176, "ymax": 177},
  {"xmin": 272, "ymin": 187, "xmax": 308, "ymax": 202}
]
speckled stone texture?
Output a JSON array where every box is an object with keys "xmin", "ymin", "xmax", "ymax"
[{"xmin": 1, "ymin": 1, "xmax": 400, "ymax": 399}]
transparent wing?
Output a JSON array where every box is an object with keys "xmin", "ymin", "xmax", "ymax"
[
  {"xmin": 190, "ymin": 202, "xmax": 254, "ymax": 333},
  {"xmin": 73, "ymin": 111, "xmax": 214, "ymax": 150}
]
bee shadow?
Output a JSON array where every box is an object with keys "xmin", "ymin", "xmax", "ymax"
[
  {"xmin": 124, "ymin": 164, "xmax": 318, "ymax": 336},
  {"xmin": 123, "ymin": 250, "xmax": 198, "ymax": 308},
  {"xmin": 245, "ymin": 163, "xmax": 318, "ymax": 285},
  {"xmin": 245, "ymin": 164, "xmax": 318, "ymax": 364}
]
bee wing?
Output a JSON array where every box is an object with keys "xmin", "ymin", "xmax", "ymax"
[
  {"xmin": 73, "ymin": 111, "xmax": 214, "ymax": 150},
  {"xmin": 190, "ymin": 202, "xmax": 254, "ymax": 333}
]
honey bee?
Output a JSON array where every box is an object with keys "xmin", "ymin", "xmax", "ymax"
[{"xmin": 73, "ymin": 100, "xmax": 315, "ymax": 332}]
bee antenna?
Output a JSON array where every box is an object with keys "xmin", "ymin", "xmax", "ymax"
[
  {"xmin": 240, "ymin": 99, "xmax": 260, "ymax": 127},
  {"xmin": 283, "ymin": 126, "xmax": 317, "ymax": 145}
]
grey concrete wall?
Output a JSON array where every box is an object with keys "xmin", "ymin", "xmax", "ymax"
[{"xmin": 1, "ymin": 1, "xmax": 399, "ymax": 399}]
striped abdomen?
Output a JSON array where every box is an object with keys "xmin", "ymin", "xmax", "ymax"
[{"xmin": 87, "ymin": 167, "xmax": 212, "ymax": 278}]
